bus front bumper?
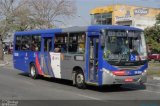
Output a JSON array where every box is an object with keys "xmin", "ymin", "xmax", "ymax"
[{"xmin": 102, "ymin": 69, "xmax": 147, "ymax": 85}]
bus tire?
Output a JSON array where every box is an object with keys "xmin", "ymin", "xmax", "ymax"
[
  {"xmin": 30, "ymin": 63, "xmax": 38, "ymax": 79},
  {"xmin": 75, "ymin": 70, "xmax": 86, "ymax": 89}
]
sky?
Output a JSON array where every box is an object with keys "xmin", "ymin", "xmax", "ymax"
[{"xmin": 58, "ymin": 0, "xmax": 160, "ymax": 27}]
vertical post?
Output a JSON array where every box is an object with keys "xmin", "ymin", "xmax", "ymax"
[{"xmin": 0, "ymin": 35, "xmax": 4, "ymax": 60}]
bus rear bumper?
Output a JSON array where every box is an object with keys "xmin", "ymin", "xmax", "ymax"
[{"xmin": 102, "ymin": 71, "xmax": 147, "ymax": 85}]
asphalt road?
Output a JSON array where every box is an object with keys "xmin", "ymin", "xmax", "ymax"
[{"xmin": 0, "ymin": 66, "xmax": 160, "ymax": 106}]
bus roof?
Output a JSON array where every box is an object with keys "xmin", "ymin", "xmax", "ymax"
[
  {"xmin": 87, "ymin": 25, "xmax": 143, "ymax": 32},
  {"xmin": 15, "ymin": 29, "xmax": 62, "ymax": 35},
  {"xmin": 15, "ymin": 25, "xmax": 143, "ymax": 35}
]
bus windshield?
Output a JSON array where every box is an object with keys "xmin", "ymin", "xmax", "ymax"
[{"xmin": 103, "ymin": 30, "xmax": 147, "ymax": 63}]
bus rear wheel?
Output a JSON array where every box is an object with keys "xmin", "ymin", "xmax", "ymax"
[
  {"xmin": 75, "ymin": 71, "xmax": 86, "ymax": 89},
  {"xmin": 30, "ymin": 63, "xmax": 38, "ymax": 79}
]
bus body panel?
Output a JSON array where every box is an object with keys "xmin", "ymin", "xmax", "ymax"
[
  {"xmin": 14, "ymin": 51, "xmax": 26, "ymax": 72},
  {"xmin": 13, "ymin": 51, "xmax": 36, "ymax": 73},
  {"xmin": 60, "ymin": 53, "xmax": 85, "ymax": 80},
  {"xmin": 35, "ymin": 52, "xmax": 85, "ymax": 80}
]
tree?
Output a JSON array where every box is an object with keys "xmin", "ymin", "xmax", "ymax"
[
  {"xmin": 0, "ymin": 35, "xmax": 3, "ymax": 60},
  {"xmin": 144, "ymin": 13, "xmax": 160, "ymax": 53},
  {"xmin": 0, "ymin": 0, "xmax": 17, "ymax": 60},
  {"xmin": 0, "ymin": 0, "xmax": 30, "ymax": 37},
  {"xmin": 0, "ymin": 0, "xmax": 76, "ymax": 31},
  {"xmin": 156, "ymin": 13, "xmax": 160, "ymax": 25},
  {"xmin": 0, "ymin": 0, "xmax": 76, "ymax": 60},
  {"xmin": 28, "ymin": 0, "xmax": 76, "ymax": 29}
]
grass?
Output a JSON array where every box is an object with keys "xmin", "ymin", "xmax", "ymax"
[
  {"xmin": 147, "ymin": 62, "xmax": 160, "ymax": 77},
  {"xmin": 147, "ymin": 70, "xmax": 160, "ymax": 77},
  {"xmin": 149, "ymin": 62, "xmax": 160, "ymax": 67}
]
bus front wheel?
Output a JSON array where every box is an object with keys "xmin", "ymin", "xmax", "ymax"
[
  {"xmin": 30, "ymin": 63, "xmax": 38, "ymax": 79},
  {"xmin": 75, "ymin": 71, "xmax": 86, "ymax": 89}
]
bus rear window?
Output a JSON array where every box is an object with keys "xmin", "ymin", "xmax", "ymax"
[{"xmin": 15, "ymin": 36, "xmax": 21, "ymax": 51}]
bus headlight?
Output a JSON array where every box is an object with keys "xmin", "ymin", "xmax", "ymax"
[
  {"xmin": 142, "ymin": 70, "xmax": 147, "ymax": 76},
  {"xmin": 102, "ymin": 68, "xmax": 110, "ymax": 74},
  {"xmin": 102, "ymin": 68, "xmax": 115, "ymax": 77},
  {"xmin": 110, "ymin": 73, "xmax": 116, "ymax": 77}
]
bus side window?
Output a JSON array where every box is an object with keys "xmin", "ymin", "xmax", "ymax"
[
  {"xmin": 21, "ymin": 36, "xmax": 31, "ymax": 51},
  {"xmin": 78, "ymin": 34, "xmax": 85, "ymax": 54},
  {"xmin": 31, "ymin": 35, "xmax": 41, "ymax": 51},
  {"xmin": 69, "ymin": 33, "xmax": 86, "ymax": 54},
  {"xmin": 54, "ymin": 34, "xmax": 68, "ymax": 53}
]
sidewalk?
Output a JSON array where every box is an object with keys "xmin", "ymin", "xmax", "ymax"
[
  {"xmin": 0, "ymin": 60, "xmax": 8, "ymax": 66},
  {"xmin": 0, "ymin": 55, "xmax": 12, "ymax": 66}
]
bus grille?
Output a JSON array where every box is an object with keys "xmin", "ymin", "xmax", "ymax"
[
  {"xmin": 115, "ymin": 78, "xmax": 140, "ymax": 83},
  {"xmin": 114, "ymin": 65, "xmax": 143, "ymax": 70}
]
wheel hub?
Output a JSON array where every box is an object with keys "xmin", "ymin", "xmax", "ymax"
[
  {"xmin": 77, "ymin": 74, "xmax": 84, "ymax": 84},
  {"xmin": 31, "ymin": 67, "xmax": 36, "ymax": 77}
]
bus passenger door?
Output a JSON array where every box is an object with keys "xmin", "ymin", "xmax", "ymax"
[
  {"xmin": 87, "ymin": 37, "xmax": 99, "ymax": 82},
  {"xmin": 41, "ymin": 36, "xmax": 54, "ymax": 76}
]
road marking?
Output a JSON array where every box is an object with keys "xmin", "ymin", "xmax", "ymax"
[
  {"xmin": 74, "ymin": 94, "xmax": 128, "ymax": 105},
  {"xmin": 123, "ymin": 86, "xmax": 160, "ymax": 95},
  {"xmin": 143, "ymin": 90, "xmax": 160, "ymax": 94},
  {"xmin": 76, "ymin": 94, "xmax": 101, "ymax": 100}
]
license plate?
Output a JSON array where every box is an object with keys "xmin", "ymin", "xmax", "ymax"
[{"xmin": 125, "ymin": 78, "xmax": 133, "ymax": 82}]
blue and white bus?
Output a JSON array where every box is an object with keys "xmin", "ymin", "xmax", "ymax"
[{"xmin": 13, "ymin": 25, "xmax": 148, "ymax": 88}]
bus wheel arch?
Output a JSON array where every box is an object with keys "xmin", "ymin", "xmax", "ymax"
[
  {"xmin": 72, "ymin": 66, "xmax": 86, "ymax": 89},
  {"xmin": 29, "ymin": 62, "xmax": 38, "ymax": 79}
]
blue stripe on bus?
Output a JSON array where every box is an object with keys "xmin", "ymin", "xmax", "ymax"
[
  {"xmin": 102, "ymin": 60, "xmax": 118, "ymax": 71},
  {"xmin": 98, "ymin": 36, "xmax": 103, "ymax": 86},
  {"xmin": 85, "ymin": 36, "xmax": 90, "ymax": 82}
]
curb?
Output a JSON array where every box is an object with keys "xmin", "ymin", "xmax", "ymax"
[
  {"xmin": 153, "ymin": 77, "xmax": 160, "ymax": 80},
  {"xmin": 0, "ymin": 61, "xmax": 9, "ymax": 67}
]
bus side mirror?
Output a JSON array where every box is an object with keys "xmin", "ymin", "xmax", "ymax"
[
  {"xmin": 101, "ymin": 35, "xmax": 105, "ymax": 48},
  {"xmin": 101, "ymin": 45, "xmax": 105, "ymax": 50},
  {"xmin": 101, "ymin": 36, "xmax": 105, "ymax": 50}
]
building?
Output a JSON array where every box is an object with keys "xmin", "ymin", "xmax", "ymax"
[{"xmin": 90, "ymin": 4, "xmax": 160, "ymax": 29}]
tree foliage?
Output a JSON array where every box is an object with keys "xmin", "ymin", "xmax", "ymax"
[
  {"xmin": 144, "ymin": 13, "xmax": 160, "ymax": 53},
  {"xmin": 156, "ymin": 13, "xmax": 160, "ymax": 25},
  {"xmin": 28, "ymin": 0, "xmax": 76, "ymax": 29},
  {"xmin": 0, "ymin": 0, "xmax": 76, "ymax": 60},
  {"xmin": 0, "ymin": 0, "xmax": 76, "ymax": 38}
]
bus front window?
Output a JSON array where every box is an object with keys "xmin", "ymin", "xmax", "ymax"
[{"xmin": 103, "ymin": 30, "xmax": 147, "ymax": 64}]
